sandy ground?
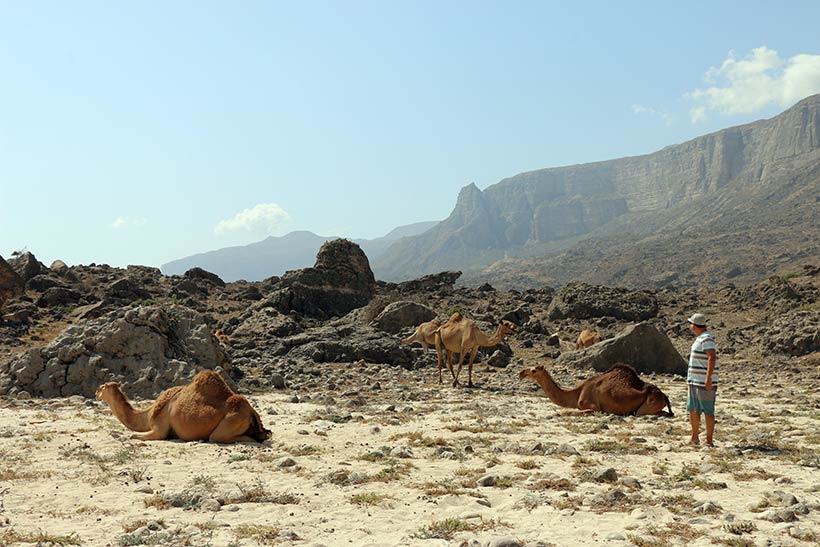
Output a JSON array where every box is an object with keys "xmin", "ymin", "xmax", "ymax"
[{"xmin": 0, "ymin": 361, "xmax": 819, "ymax": 547}]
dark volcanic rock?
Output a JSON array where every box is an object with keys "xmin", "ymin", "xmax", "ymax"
[
  {"xmin": 8, "ymin": 252, "xmax": 45, "ymax": 282},
  {"xmin": 557, "ymin": 321, "xmax": 686, "ymax": 375},
  {"xmin": 370, "ymin": 301, "xmax": 437, "ymax": 334},
  {"xmin": 762, "ymin": 308, "xmax": 820, "ymax": 356},
  {"xmin": 0, "ymin": 255, "xmax": 25, "ymax": 307},
  {"xmin": 184, "ymin": 267, "xmax": 226, "ymax": 287},
  {"xmin": 273, "ymin": 239, "xmax": 376, "ymax": 319},
  {"xmin": 25, "ymin": 274, "xmax": 66, "ymax": 292},
  {"xmin": 397, "ymin": 271, "xmax": 462, "ymax": 293},
  {"xmin": 0, "ymin": 304, "xmax": 231, "ymax": 398},
  {"xmin": 730, "ymin": 276, "xmax": 804, "ymax": 317},
  {"xmin": 106, "ymin": 277, "xmax": 152, "ymax": 302},
  {"xmin": 285, "ymin": 325, "xmax": 416, "ymax": 368},
  {"xmin": 36, "ymin": 287, "xmax": 83, "ymax": 308},
  {"xmin": 232, "ymin": 309, "xmax": 302, "ymax": 339},
  {"xmin": 548, "ymin": 282, "xmax": 659, "ymax": 321}
]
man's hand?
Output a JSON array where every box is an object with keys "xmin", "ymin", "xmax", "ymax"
[{"xmin": 705, "ymin": 378, "xmax": 713, "ymax": 391}]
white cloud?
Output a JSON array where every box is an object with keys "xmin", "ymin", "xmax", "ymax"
[
  {"xmin": 214, "ymin": 203, "xmax": 291, "ymax": 236},
  {"xmin": 686, "ymin": 46, "xmax": 820, "ymax": 122},
  {"xmin": 631, "ymin": 104, "xmax": 675, "ymax": 126},
  {"xmin": 111, "ymin": 217, "xmax": 146, "ymax": 229}
]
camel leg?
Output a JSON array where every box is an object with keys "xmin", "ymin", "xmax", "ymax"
[
  {"xmin": 208, "ymin": 412, "xmax": 256, "ymax": 444},
  {"xmin": 466, "ymin": 347, "xmax": 479, "ymax": 388},
  {"xmin": 447, "ymin": 351, "xmax": 456, "ymax": 381},
  {"xmin": 131, "ymin": 424, "xmax": 172, "ymax": 441},
  {"xmin": 452, "ymin": 350, "xmax": 467, "ymax": 387}
]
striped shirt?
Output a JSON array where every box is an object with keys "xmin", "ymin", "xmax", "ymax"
[{"xmin": 688, "ymin": 331, "xmax": 718, "ymax": 386}]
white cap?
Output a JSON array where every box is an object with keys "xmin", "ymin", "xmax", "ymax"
[{"xmin": 687, "ymin": 313, "xmax": 707, "ymax": 327}]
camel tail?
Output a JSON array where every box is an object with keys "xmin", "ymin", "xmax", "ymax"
[{"xmin": 665, "ymin": 394, "xmax": 673, "ymax": 417}]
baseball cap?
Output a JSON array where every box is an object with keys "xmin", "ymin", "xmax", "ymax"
[{"xmin": 687, "ymin": 313, "xmax": 707, "ymax": 327}]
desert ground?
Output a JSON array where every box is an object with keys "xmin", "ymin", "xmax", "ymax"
[{"xmin": 1, "ymin": 354, "xmax": 819, "ymax": 547}]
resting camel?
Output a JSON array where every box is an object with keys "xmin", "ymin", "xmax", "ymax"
[
  {"xmin": 434, "ymin": 314, "xmax": 516, "ymax": 387},
  {"xmin": 400, "ymin": 318, "xmax": 442, "ymax": 352},
  {"xmin": 575, "ymin": 328, "xmax": 601, "ymax": 350},
  {"xmin": 96, "ymin": 370, "xmax": 271, "ymax": 443},
  {"xmin": 519, "ymin": 363, "xmax": 673, "ymax": 416}
]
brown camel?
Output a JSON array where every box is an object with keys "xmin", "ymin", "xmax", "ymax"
[
  {"xmin": 519, "ymin": 363, "xmax": 673, "ymax": 416},
  {"xmin": 96, "ymin": 370, "xmax": 271, "ymax": 443},
  {"xmin": 400, "ymin": 318, "xmax": 442, "ymax": 351},
  {"xmin": 575, "ymin": 328, "xmax": 601, "ymax": 350},
  {"xmin": 434, "ymin": 315, "xmax": 516, "ymax": 387}
]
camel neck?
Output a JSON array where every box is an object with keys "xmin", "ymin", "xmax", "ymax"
[
  {"xmin": 533, "ymin": 371, "xmax": 581, "ymax": 409},
  {"xmin": 104, "ymin": 389, "xmax": 151, "ymax": 432},
  {"xmin": 479, "ymin": 324, "xmax": 506, "ymax": 347}
]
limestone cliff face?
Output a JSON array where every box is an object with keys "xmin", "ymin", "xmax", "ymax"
[{"xmin": 373, "ymin": 94, "xmax": 820, "ymax": 281}]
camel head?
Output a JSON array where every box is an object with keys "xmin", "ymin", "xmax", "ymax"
[
  {"xmin": 246, "ymin": 409, "xmax": 272, "ymax": 442},
  {"xmin": 95, "ymin": 382, "xmax": 123, "ymax": 401},
  {"xmin": 518, "ymin": 365, "xmax": 545, "ymax": 381},
  {"xmin": 499, "ymin": 320, "xmax": 516, "ymax": 336},
  {"xmin": 643, "ymin": 385, "xmax": 674, "ymax": 417}
]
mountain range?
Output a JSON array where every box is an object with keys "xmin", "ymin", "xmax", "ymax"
[{"xmin": 165, "ymin": 94, "xmax": 820, "ymax": 288}]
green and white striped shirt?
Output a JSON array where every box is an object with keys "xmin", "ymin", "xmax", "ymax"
[{"xmin": 688, "ymin": 331, "xmax": 718, "ymax": 386}]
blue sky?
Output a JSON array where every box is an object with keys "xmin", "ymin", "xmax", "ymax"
[{"xmin": 1, "ymin": 1, "xmax": 819, "ymax": 268}]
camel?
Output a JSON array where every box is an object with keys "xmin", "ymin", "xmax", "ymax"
[
  {"xmin": 214, "ymin": 329, "xmax": 231, "ymax": 346},
  {"xmin": 519, "ymin": 363, "xmax": 673, "ymax": 416},
  {"xmin": 400, "ymin": 318, "xmax": 442, "ymax": 352},
  {"xmin": 95, "ymin": 370, "xmax": 271, "ymax": 443},
  {"xmin": 434, "ymin": 315, "xmax": 516, "ymax": 387},
  {"xmin": 575, "ymin": 328, "xmax": 601, "ymax": 350}
]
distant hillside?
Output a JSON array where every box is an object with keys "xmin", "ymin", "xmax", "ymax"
[
  {"xmin": 374, "ymin": 94, "xmax": 820, "ymax": 288},
  {"xmin": 161, "ymin": 221, "xmax": 438, "ymax": 281}
]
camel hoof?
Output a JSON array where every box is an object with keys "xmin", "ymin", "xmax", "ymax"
[{"xmin": 452, "ymin": 380, "xmax": 460, "ymax": 388}]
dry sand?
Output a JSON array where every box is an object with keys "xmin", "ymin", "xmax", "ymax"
[{"xmin": 0, "ymin": 360, "xmax": 819, "ymax": 547}]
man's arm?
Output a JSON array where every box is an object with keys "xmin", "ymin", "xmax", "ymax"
[{"xmin": 705, "ymin": 350, "xmax": 716, "ymax": 390}]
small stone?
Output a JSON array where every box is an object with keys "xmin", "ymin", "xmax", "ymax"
[
  {"xmin": 488, "ymin": 538, "xmax": 522, "ymax": 547},
  {"xmin": 15, "ymin": 391, "xmax": 31, "ymax": 401},
  {"xmin": 606, "ymin": 533, "xmax": 626, "ymax": 541},
  {"xmin": 290, "ymin": 395, "xmax": 300, "ymax": 403},
  {"xmin": 134, "ymin": 486, "xmax": 154, "ymax": 494},
  {"xmin": 277, "ymin": 457, "xmax": 297, "ymax": 468},
  {"xmin": 631, "ymin": 508, "xmax": 647, "ymax": 519},
  {"xmin": 476, "ymin": 498, "xmax": 491, "ymax": 507},
  {"xmin": 621, "ymin": 477, "xmax": 642, "ymax": 490},
  {"xmin": 270, "ymin": 374, "xmax": 286, "ymax": 389},
  {"xmin": 223, "ymin": 504, "xmax": 241, "ymax": 512},
  {"xmin": 477, "ymin": 475, "xmax": 497, "ymax": 487},
  {"xmin": 390, "ymin": 447, "xmax": 413, "ymax": 459},
  {"xmin": 557, "ymin": 443, "xmax": 579, "ymax": 456},
  {"xmin": 594, "ymin": 468, "xmax": 618, "ymax": 483},
  {"xmin": 789, "ymin": 525, "xmax": 815, "ymax": 540},
  {"xmin": 201, "ymin": 498, "xmax": 221, "ymax": 512}
]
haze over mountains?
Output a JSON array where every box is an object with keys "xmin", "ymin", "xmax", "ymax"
[
  {"xmin": 166, "ymin": 94, "xmax": 820, "ymax": 288},
  {"xmin": 161, "ymin": 221, "xmax": 438, "ymax": 281}
]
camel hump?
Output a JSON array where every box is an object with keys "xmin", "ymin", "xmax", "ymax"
[
  {"xmin": 448, "ymin": 311, "xmax": 463, "ymax": 322},
  {"xmin": 192, "ymin": 370, "xmax": 235, "ymax": 396}
]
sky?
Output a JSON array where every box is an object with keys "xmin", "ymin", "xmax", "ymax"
[{"xmin": 1, "ymin": 1, "xmax": 819, "ymax": 268}]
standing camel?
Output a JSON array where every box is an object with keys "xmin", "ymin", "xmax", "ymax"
[
  {"xmin": 401, "ymin": 319, "xmax": 442, "ymax": 352},
  {"xmin": 519, "ymin": 363, "xmax": 673, "ymax": 416},
  {"xmin": 434, "ymin": 316, "xmax": 515, "ymax": 387},
  {"xmin": 575, "ymin": 328, "xmax": 601, "ymax": 349}
]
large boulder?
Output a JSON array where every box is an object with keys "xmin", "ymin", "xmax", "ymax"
[
  {"xmin": 0, "ymin": 305, "xmax": 231, "ymax": 398},
  {"xmin": 7, "ymin": 252, "xmax": 45, "ymax": 282},
  {"xmin": 370, "ymin": 301, "xmax": 437, "ymax": 334},
  {"xmin": 556, "ymin": 322, "xmax": 686, "ymax": 375},
  {"xmin": 36, "ymin": 287, "xmax": 83, "ymax": 308},
  {"xmin": 548, "ymin": 282, "xmax": 659, "ymax": 321},
  {"xmin": 232, "ymin": 308, "xmax": 302, "ymax": 339},
  {"xmin": 396, "ymin": 271, "xmax": 462, "ymax": 293},
  {"xmin": 184, "ymin": 267, "xmax": 226, "ymax": 287},
  {"xmin": 0, "ymin": 255, "xmax": 25, "ymax": 308},
  {"xmin": 762, "ymin": 308, "xmax": 820, "ymax": 356},
  {"xmin": 273, "ymin": 239, "xmax": 376, "ymax": 319},
  {"xmin": 283, "ymin": 325, "xmax": 417, "ymax": 368}
]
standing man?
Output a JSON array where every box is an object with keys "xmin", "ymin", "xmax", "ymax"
[{"xmin": 686, "ymin": 313, "xmax": 717, "ymax": 447}]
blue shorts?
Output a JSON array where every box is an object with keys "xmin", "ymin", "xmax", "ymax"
[{"xmin": 687, "ymin": 384, "xmax": 716, "ymax": 415}]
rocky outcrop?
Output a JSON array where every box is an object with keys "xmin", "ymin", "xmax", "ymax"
[
  {"xmin": 547, "ymin": 283, "xmax": 658, "ymax": 321},
  {"xmin": 556, "ymin": 322, "xmax": 686, "ymax": 375},
  {"xmin": 762, "ymin": 308, "xmax": 820, "ymax": 356},
  {"xmin": 272, "ymin": 239, "xmax": 376, "ymax": 319},
  {"xmin": 370, "ymin": 301, "xmax": 437, "ymax": 334},
  {"xmin": 0, "ymin": 305, "xmax": 231, "ymax": 398},
  {"xmin": 730, "ymin": 276, "xmax": 805, "ymax": 317},
  {"xmin": 396, "ymin": 271, "xmax": 462, "ymax": 293},
  {"xmin": 184, "ymin": 267, "xmax": 226, "ymax": 287},
  {"xmin": 284, "ymin": 325, "xmax": 417, "ymax": 368},
  {"xmin": 7, "ymin": 252, "xmax": 45, "ymax": 282},
  {"xmin": 0, "ymin": 255, "xmax": 25, "ymax": 308}
]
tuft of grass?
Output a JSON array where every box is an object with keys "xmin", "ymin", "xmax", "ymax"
[
  {"xmin": 233, "ymin": 524, "xmax": 280, "ymax": 545},
  {"xmin": 516, "ymin": 459, "xmax": 539, "ymax": 470},
  {"xmin": 350, "ymin": 492, "xmax": 392, "ymax": 506},
  {"xmin": 413, "ymin": 517, "xmax": 506, "ymax": 540},
  {"xmin": 0, "ymin": 528, "xmax": 81, "ymax": 546}
]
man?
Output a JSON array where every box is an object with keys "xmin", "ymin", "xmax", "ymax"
[{"xmin": 686, "ymin": 313, "xmax": 717, "ymax": 447}]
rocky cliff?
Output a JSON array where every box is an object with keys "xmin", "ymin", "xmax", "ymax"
[{"xmin": 373, "ymin": 94, "xmax": 820, "ymax": 283}]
